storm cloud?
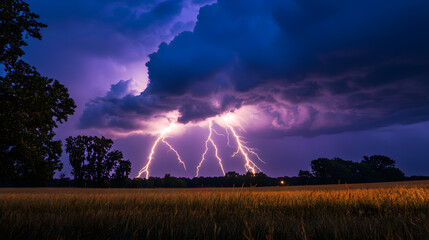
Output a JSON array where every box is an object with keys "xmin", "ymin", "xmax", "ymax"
[{"xmin": 80, "ymin": 0, "xmax": 429, "ymax": 136}]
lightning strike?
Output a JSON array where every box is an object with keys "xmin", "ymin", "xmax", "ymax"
[
  {"xmin": 162, "ymin": 138, "xmax": 187, "ymax": 171},
  {"xmin": 195, "ymin": 120, "xmax": 226, "ymax": 177},
  {"xmin": 212, "ymin": 128, "xmax": 226, "ymax": 137},
  {"xmin": 223, "ymin": 118, "xmax": 263, "ymax": 174},
  {"xmin": 138, "ymin": 116, "xmax": 264, "ymax": 179},
  {"xmin": 136, "ymin": 125, "xmax": 186, "ymax": 179},
  {"xmin": 223, "ymin": 125, "xmax": 231, "ymax": 147}
]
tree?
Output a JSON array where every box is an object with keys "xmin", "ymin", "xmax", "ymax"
[
  {"xmin": 0, "ymin": 0, "xmax": 76, "ymax": 185},
  {"xmin": 298, "ymin": 170, "xmax": 313, "ymax": 185},
  {"xmin": 380, "ymin": 167, "xmax": 405, "ymax": 181},
  {"xmin": 111, "ymin": 151, "xmax": 131, "ymax": 180},
  {"xmin": 65, "ymin": 136, "xmax": 88, "ymax": 184},
  {"xmin": 65, "ymin": 136, "xmax": 132, "ymax": 186},
  {"xmin": 253, "ymin": 172, "xmax": 268, "ymax": 186},
  {"xmin": 304, "ymin": 155, "xmax": 405, "ymax": 184},
  {"xmin": 0, "ymin": 0, "xmax": 47, "ymax": 65},
  {"xmin": 298, "ymin": 170, "xmax": 313, "ymax": 178},
  {"xmin": 310, "ymin": 157, "xmax": 360, "ymax": 184},
  {"xmin": 329, "ymin": 158, "xmax": 357, "ymax": 183},
  {"xmin": 225, "ymin": 171, "xmax": 239, "ymax": 178},
  {"xmin": 310, "ymin": 158, "xmax": 332, "ymax": 182},
  {"xmin": 362, "ymin": 155, "xmax": 396, "ymax": 171},
  {"xmin": 361, "ymin": 155, "xmax": 405, "ymax": 182}
]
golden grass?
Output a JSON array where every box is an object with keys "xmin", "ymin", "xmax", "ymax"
[{"xmin": 1, "ymin": 180, "xmax": 429, "ymax": 239}]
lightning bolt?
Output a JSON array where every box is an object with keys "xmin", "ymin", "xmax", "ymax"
[
  {"xmin": 223, "ymin": 125, "xmax": 231, "ymax": 147},
  {"xmin": 223, "ymin": 118, "xmax": 263, "ymax": 174},
  {"xmin": 212, "ymin": 128, "xmax": 226, "ymax": 137},
  {"xmin": 162, "ymin": 138, "xmax": 187, "ymax": 171},
  {"xmin": 136, "ymin": 125, "xmax": 186, "ymax": 179},
  {"xmin": 195, "ymin": 120, "xmax": 226, "ymax": 177}
]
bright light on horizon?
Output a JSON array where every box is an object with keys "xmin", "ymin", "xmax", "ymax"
[{"xmin": 135, "ymin": 113, "xmax": 265, "ymax": 179}]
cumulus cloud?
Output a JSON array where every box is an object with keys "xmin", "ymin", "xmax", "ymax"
[{"xmin": 80, "ymin": 0, "xmax": 429, "ymax": 136}]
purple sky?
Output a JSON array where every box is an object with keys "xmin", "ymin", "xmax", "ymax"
[{"xmin": 24, "ymin": 0, "xmax": 429, "ymax": 178}]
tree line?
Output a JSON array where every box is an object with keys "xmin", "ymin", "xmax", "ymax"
[
  {"xmin": 296, "ymin": 156, "xmax": 406, "ymax": 185},
  {"xmin": 50, "ymin": 148, "xmax": 419, "ymax": 188}
]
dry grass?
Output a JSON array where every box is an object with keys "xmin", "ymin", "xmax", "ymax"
[{"xmin": 1, "ymin": 181, "xmax": 429, "ymax": 239}]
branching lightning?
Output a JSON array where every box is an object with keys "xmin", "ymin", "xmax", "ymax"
[
  {"xmin": 162, "ymin": 138, "xmax": 187, "ymax": 171},
  {"xmin": 195, "ymin": 120, "xmax": 226, "ymax": 177},
  {"xmin": 136, "ymin": 124, "xmax": 186, "ymax": 179},
  {"xmin": 223, "ymin": 118, "xmax": 263, "ymax": 174},
  {"xmin": 137, "ymin": 116, "xmax": 264, "ymax": 179},
  {"xmin": 223, "ymin": 125, "xmax": 231, "ymax": 147},
  {"xmin": 212, "ymin": 128, "xmax": 226, "ymax": 137}
]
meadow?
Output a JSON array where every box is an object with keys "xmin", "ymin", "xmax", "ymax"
[{"xmin": 1, "ymin": 181, "xmax": 429, "ymax": 240}]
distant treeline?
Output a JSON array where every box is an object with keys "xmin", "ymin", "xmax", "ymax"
[
  {"xmin": 37, "ymin": 155, "xmax": 428, "ymax": 188},
  {"xmin": 44, "ymin": 173, "xmax": 429, "ymax": 188},
  {"xmin": 2, "ymin": 130, "xmax": 428, "ymax": 188},
  {"xmin": 296, "ymin": 155, "xmax": 407, "ymax": 185}
]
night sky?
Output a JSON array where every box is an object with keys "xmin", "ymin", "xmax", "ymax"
[{"xmin": 24, "ymin": 0, "xmax": 429, "ymax": 178}]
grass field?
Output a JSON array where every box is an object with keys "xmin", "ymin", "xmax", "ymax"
[{"xmin": 1, "ymin": 181, "xmax": 429, "ymax": 239}]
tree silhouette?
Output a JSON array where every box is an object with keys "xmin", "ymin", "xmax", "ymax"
[
  {"xmin": 65, "ymin": 136, "xmax": 87, "ymax": 184},
  {"xmin": 0, "ymin": 0, "xmax": 76, "ymax": 185},
  {"xmin": 0, "ymin": 0, "xmax": 47, "ymax": 65},
  {"xmin": 305, "ymin": 155, "xmax": 405, "ymax": 184},
  {"xmin": 298, "ymin": 170, "xmax": 313, "ymax": 185},
  {"xmin": 225, "ymin": 171, "xmax": 239, "ymax": 178},
  {"xmin": 310, "ymin": 158, "xmax": 332, "ymax": 182},
  {"xmin": 362, "ymin": 155, "xmax": 396, "ymax": 171},
  {"xmin": 362, "ymin": 155, "xmax": 404, "ymax": 181},
  {"xmin": 112, "ymin": 151, "xmax": 131, "ymax": 180},
  {"xmin": 66, "ymin": 136, "xmax": 131, "ymax": 186}
]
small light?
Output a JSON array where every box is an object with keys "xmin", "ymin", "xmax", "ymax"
[{"xmin": 280, "ymin": 180, "xmax": 285, "ymax": 185}]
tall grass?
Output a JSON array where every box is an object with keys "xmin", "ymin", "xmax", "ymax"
[{"xmin": 1, "ymin": 181, "xmax": 429, "ymax": 239}]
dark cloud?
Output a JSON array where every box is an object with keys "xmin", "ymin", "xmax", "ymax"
[
  {"xmin": 146, "ymin": 32, "xmax": 234, "ymax": 95},
  {"xmin": 176, "ymin": 94, "xmax": 242, "ymax": 123},
  {"xmin": 143, "ymin": 0, "xmax": 429, "ymax": 94},
  {"xmin": 106, "ymin": 80, "xmax": 132, "ymax": 98},
  {"xmin": 191, "ymin": 0, "xmax": 215, "ymax": 5},
  {"xmin": 27, "ymin": 0, "xmax": 208, "ymax": 64},
  {"xmin": 80, "ymin": 87, "xmax": 244, "ymax": 128},
  {"xmin": 281, "ymin": 81, "xmax": 321, "ymax": 104},
  {"xmin": 125, "ymin": 0, "xmax": 184, "ymax": 33},
  {"xmin": 25, "ymin": 0, "xmax": 211, "ymax": 127},
  {"xmin": 81, "ymin": 0, "xmax": 429, "ymax": 136}
]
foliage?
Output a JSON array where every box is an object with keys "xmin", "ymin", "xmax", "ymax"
[
  {"xmin": 135, "ymin": 171, "xmax": 276, "ymax": 188},
  {"xmin": 298, "ymin": 170, "xmax": 313, "ymax": 185},
  {"xmin": 65, "ymin": 136, "xmax": 131, "ymax": 186},
  {"xmin": 0, "ymin": 0, "xmax": 75, "ymax": 185},
  {"xmin": 0, "ymin": 0, "xmax": 46, "ymax": 65},
  {"xmin": 305, "ymin": 155, "xmax": 405, "ymax": 184},
  {"xmin": 1, "ymin": 181, "xmax": 429, "ymax": 239},
  {"xmin": 362, "ymin": 155, "xmax": 396, "ymax": 171}
]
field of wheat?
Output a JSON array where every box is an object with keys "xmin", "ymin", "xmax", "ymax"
[{"xmin": 1, "ymin": 180, "xmax": 428, "ymax": 239}]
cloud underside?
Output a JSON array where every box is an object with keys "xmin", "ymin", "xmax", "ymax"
[{"xmin": 80, "ymin": 0, "xmax": 429, "ymax": 136}]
